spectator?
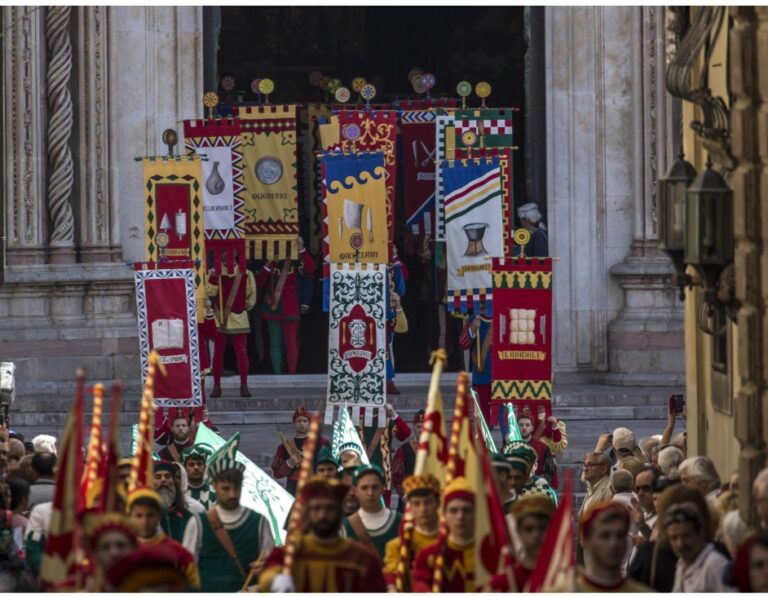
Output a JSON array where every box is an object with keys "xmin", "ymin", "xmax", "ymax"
[
  {"xmin": 6, "ymin": 477, "xmax": 29, "ymax": 550},
  {"xmin": 577, "ymin": 451, "xmax": 612, "ymax": 564},
  {"xmin": 666, "ymin": 501, "xmax": 733, "ymax": 592},
  {"xmin": 610, "ymin": 469, "xmax": 637, "ymax": 573},
  {"xmin": 0, "ymin": 510, "xmax": 36, "ymax": 592},
  {"xmin": 631, "ymin": 466, "xmax": 660, "ymax": 541},
  {"xmin": 658, "ymin": 445, "xmax": 685, "ymax": 477},
  {"xmin": 618, "ymin": 455, "xmax": 647, "ymax": 478},
  {"xmin": 29, "ymin": 452, "xmax": 57, "ymax": 509},
  {"xmin": 720, "ymin": 509, "xmax": 751, "ymax": 560},
  {"xmin": 638, "ymin": 435, "xmax": 661, "ymax": 463},
  {"xmin": 6, "ymin": 440, "xmax": 24, "ymax": 472},
  {"xmin": 31, "ymin": 434, "xmax": 57, "ymax": 455},
  {"xmin": 731, "ymin": 530, "xmax": 768, "ymax": 593},
  {"xmin": 753, "ymin": 467, "xmax": 768, "ymax": 530},
  {"xmin": 679, "ymin": 456, "xmax": 721, "ymax": 503}
]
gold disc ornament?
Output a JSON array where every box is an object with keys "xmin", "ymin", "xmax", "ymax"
[
  {"xmin": 335, "ymin": 86, "xmax": 351, "ymax": 103},
  {"xmin": 203, "ymin": 92, "xmax": 219, "ymax": 118},
  {"xmin": 475, "ymin": 81, "xmax": 492, "ymax": 107},
  {"xmin": 514, "ymin": 228, "xmax": 531, "ymax": 246},
  {"xmin": 352, "ymin": 77, "xmax": 367, "ymax": 93},
  {"xmin": 258, "ymin": 78, "xmax": 275, "ymax": 95}
]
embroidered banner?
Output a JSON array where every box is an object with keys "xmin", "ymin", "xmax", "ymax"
[
  {"xmin": 320, "ymin": 151, "xmax": 389, "ymax": 268},
  {"xmin": 434, "ymin": 110, "xmax": 456, "ymax": 241},
  {"xmin": 442, "ymin": 157, "xmax": 505, "ymax": 314},
  {"xmin": 491, "ymin": 257, "xmax": 554, "ymax": 417},
  {"xmin": 304, "ymin": 104, "xmax": 331, "ymax": 254},
  {"xmin": 453, "ymin": 108, "xmax": 515, "ymax": 151},
  {"xmin": 455, "ymin": 147, "xmax": 514, "ymax": 257},
  {"xmin": 182, "ymin": 118, "xmax": 246, "ymax": 242},
  {"xmin": 401, "ymin": 109, "xmax": 437, "ymax": 252},
  {"xmin": 143, "ymin": 156, "xmax": 206, "ymax": 320},
  {"xmin": 326, "ymin": 263, "xmax": 387, "ymax": 427},
  {"xmin": 235, "ymin": 105, "xmax": 299, "ymax": 260},
  {"xmin": 336, "ymin": 110, "xmax": 397, "ymax": 243},
  {"xmin": 134, "ymin": 262, "xmax": 203, "ymax": 408}
]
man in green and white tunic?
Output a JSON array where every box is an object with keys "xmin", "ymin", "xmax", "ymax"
[
  {"xmin": 503, "ymin": 440, "xmax": 558, "ymax": 505},
  {"xmin": 183, "ymin": 433, "xmax": 274, "ymax": 592},
  {"xmin": 340, "ymin": 464, "xmax": 401, "ymax": 560},
  {"xmin": 182, "ymin": 444, "xmax": 217, "ymax": 510}
]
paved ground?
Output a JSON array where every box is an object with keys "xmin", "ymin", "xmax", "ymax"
[{"xmin": 9, "ymin": 372, "xmax": 685, "ymax": 498}]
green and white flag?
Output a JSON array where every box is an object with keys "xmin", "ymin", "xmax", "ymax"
[
  {"xmin": 504, "ymin": 404, "xmax": 523, "ymax": 443},
  {"xmin": 195, "ymin": 424, "xmax": 293, "ymax": 545},
  {"xmin": 471, "ymin": 388, "xmax": 498, "ymax": 454},
  {"xmin": 331, "ymin": 405, "xmax": 370, "ymax": 465}
]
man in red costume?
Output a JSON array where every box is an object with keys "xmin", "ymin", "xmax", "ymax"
[
  {"xmin": 271, "ymin": 406, "xmax": 330, "ymax": 496},
  {"xmin": 258, "ymin": 476, "xmax": 386, "ymax": 592},
  {"xmin": 206, "ymin": 261, "xmax": 256, "ymax": 397}
]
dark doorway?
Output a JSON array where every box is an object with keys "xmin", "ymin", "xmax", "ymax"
[{"xmin": 211, "ymin": 6, "xmax": 540, "ymax": 374}]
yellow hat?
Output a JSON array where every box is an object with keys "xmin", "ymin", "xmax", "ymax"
[
  {"xmin": 443, "ymin": 476, "xmax": 475, "ymax": 505},
  {"xmin": 511, "ymin": 494, "xmax": 556, "ymax": 521},
  {"xmin": 125, "ymin": 487, "xmax": 162, "ymax": 512},
  {"xmin": 403, "ymin": 473, "xmax": 441, "ymax": 497}
]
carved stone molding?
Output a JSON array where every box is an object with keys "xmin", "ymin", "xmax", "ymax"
[
  {"xmin": 77, "ymin": 7, "xmax": 121, "ymax": 262},
  {"xmin": 3, "ymin": 7, "xmax": 47, "ymax": 264},
  {"xmin": 45, "ymin": 6, "xmax": 76, "ymax": 262}
]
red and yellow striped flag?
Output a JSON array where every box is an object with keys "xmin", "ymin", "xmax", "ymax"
[
  {"xmin": 98, "ymin": 383, "xmax": 124, "ymax": 513},
  {"xmin": 129, "ymin": 352, "xmax": 161, "ymax": 493},
  {"xmin": 40, "ymin": 370, "xmax": 85, "ymax": 588},
  {"xmin": 81, "ymin": 383, "xmax": 105, "ymax": 509},
  {"xmin": 414, "ymin": 349, "xmax": 449, "ymax": 482}
]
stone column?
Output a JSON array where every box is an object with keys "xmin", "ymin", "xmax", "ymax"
[
  {"xmin": 3, "ymin": 7, "xmax": 48, "ymax": 265},
  {"xmin": 729, "ymin": 6, "xmax": 767, "ymax": 526},
  {"xmin": 46, "ymin": 6, "xmax": 77, "ymax": 264},
  {"xmin": 110, "ymin": 6, "xmax": 203, "ymax": 262},
  {"xmin": 606, "ymin": 6, "xmax": 685, "ymax": 385},
  {"xmin": 545, "ymin": 7, "xmax": 638, "ymax": 378},
  {"xmin": 76, "ymin": 7, "xmax": 121, "ymax": 263}
]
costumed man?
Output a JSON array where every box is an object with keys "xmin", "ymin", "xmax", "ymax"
[
  {"xmin": 412, "ymin": 476, "xmax": 479, "ymax": 592},
  {"xmin": 183, "ymin": 441, "xmax": 275, "ymax": 592},
  {"xmin": 339, "ymin": 442, "xmax": 364, "ymax": 469},
  {"xmin": 532, "ymin": 407, "xmax": 567, "ymax": 490},
  {"xmin": 125, "ymin": 487, "xmax": 200, "ymax": 588},
  {"xmin": 258, "ymin": 476, "xmax": 386, "ymax": 592},
  {"xmin": 152, "ymin": 460, "xmax": 204, "ymax": 550},
  {"xmin": 182, "ymin": 444, "xmax": 217, "ymax": 509},
  {"xmin": 82, "ymin": 511, "xmax": 138, "ymax": 592},
  {"xmin": 503, "ymin": 441, "xmax": 558, "ymax": 505},
  {"xmin": 206, "ymin": 260, "xmax": 257, "ymax": 398},
  {"xmin": 576, "ymin": 501, "xmax": 650, "ymax": 592},
  {"xmin": 491, "ymin": 453, "xmax": 515, "ymax": 506},
  {"xmin": 487, "ymin": 494, "xmax": 556, "ymax": 591},
  {"xmin": 515, "ymin": 202, "xmax": 548, "ymax": 258},
  {"xmin": 458, "ymin": 311, "xmax": 495, "ymax": 425},
  {"xmin": 315, "ymin": 445, "xmax": 339, "ymax": 479},
  {"xmin": 509, "ymin": 407, "xmax": 556, "ymax": 486},
  {"xmin": 359, "ymin": 404, "xmax": 411, "ymax": 506},
  {"xmin": 392, "ymin": 410, "xmax": 424, "ymax": 512},
  {"xmin": 157, "ymin": 409, "xmax": 194, "ymax": 463},
  {"xmin": 386, "ymin": 245, "xmax": 408, "ymax": 395},
  {"xmin": 117, "ymin": 457, "xmax": 133, "ymax": 493},
  {"xmin": 383, "ymin": 474, "xmax": 441, "ymax": 590},
  {"xmin": 340, "ymin": 464, "xmax": 402, "ymax": 560},
  {"xmin": 106, "ymin": 542, "xmax": 199, "ymax": 593},
  {"xmin": 257, "ymin": 237, "xmax": 316, "ymax": 375},
  {"xmin": 271, "ymin": 406, "xmax": 331, "ymax": 496}
]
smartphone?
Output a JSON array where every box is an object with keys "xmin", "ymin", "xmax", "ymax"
[{"xmin": 669, "ymin": 394, "xmax": 685, "ymax": 414}]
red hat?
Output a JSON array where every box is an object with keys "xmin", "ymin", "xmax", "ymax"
[
  {"xmin": 82, "ymin": 511, "xmax": 137, "ymax": 552},
  {"xmin": 107, "ymin": 543, "xmax": 190, "ymax": 592},
  {"xmin": 579, "ymin": 501, "xmax": 630, "ymax": 541},
  {"xmin": 299, "ymin": 476, "xmax": 349, "ymax": 504},
  {"xmin": 171, "ymin": 409, "xmax": 188, "ymax": 422},
  {"xmin": 293, "ymin": 406, "xmax": 311, "ymax": 422}
]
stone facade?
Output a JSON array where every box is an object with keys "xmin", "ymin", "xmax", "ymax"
[
  {"xmin": 546, "ymin": 6, "xmax": 684, "ymax": 384},
  {"xmin": 0, "ymin": 6, "xmax": 684, "ymax": 388}
]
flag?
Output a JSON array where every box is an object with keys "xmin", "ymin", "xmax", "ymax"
[
  {"xmin": 471, "ymin": 388, "xmax": 497, "ymax": 454},
  {"xmin": 504, "ymin": 403, "xmax": 523, "ymax": 443},
  {"xmin": 80, "ymin": 383, "xmax": 105, "ymax": 510},
  {"xmin": 469, "ymin": 416, "xmax": 514, "ymax": 589},
  {"xmin": 445, "ymin": 371, "xmax": 474, "ymax": 484},
  {"xmin": 331, "ymin": 405, "xmax": 370, "ymax": 465},
  {"xmin": 129, "ymin": 352, "xmax": 161, "ymax": 493},
  {"xmin": 40, "ymin": 371, "xmax": 85, "ymax": 588},
  {"xmin": 195, "ymin": 424, "xmax": 293, "ymax": 545},
  {"xmin": 527, "ymin": 471, "xmax": 575, "ymax": 592},
  {"xmin": 414, "ymin": 349, "xmax": 449, "ymax": 483},
  {"xmin": 98, "ymin": 383, "xmax": 123, "ymax": 513}
]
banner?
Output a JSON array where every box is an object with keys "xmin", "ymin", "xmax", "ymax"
[
  {"xmin": 320, "ymin": 151, "xmax": 388, "ymax": 268},
  {"xmin": 182, "ymin": 118, "xmax": 246, "ymax": 242},
  {"xmin": 134, "ymin": 262, "xmax": 203, "ymax": 408},
  {"xmin": 330, "ymin": 405, "xmax": 370, "ymax": 464},
  {"xmin": 235, "ymin": 105, "xmax": 299, "ymax": 260},
  {"xmin": 453, "ymin": 108, "xmax": 515, "ymax": 151},
  {"xmin": 143, "ymin": 156, "xmax": 206, "ymax": 320},
  {"xmin": 325, "ymin": 263, "xmax": 387, "ymax": 427},
  {"xmin": 304, "ymin": 104, "xmax": 331, "ymax": 254},
  {"xmin": 455, "ymin": 147, "xmax": 514, "ymax": 257},
  {"xmin": 433, "ymin": 111, "xmax": 456, "ymax": 241},
  {"xmin": 401, "ymin": 109, "xmax": 438, "ymax": 252},
  {"xmin": 195, "ymin": 424, "xmax": 292, "ymax": 546},
  {"xmin": 491, "ymin": 257, "xmax": 554, "ymax": 417},
  {"xmin": 337, "ymin": 110, "xmax": 397, "ymax": 243},
  {"xmin": 442, "ymin": 157, "xmax": 505, "ymax": 314}
]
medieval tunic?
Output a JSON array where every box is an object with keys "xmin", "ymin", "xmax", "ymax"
[
  {"xmin": 412, "ymin": 539, "xmax": 476, "ymax": 592},
  {"xmin": 391, "ymin": 440, "xmax": 418, "ymax": 505},
  {"xmin": 137, "ymin": 531, "xmax": 200, "ymax": 590},
  {"xmin": 158, "ymin": 439, "xmax": 194, "ymax": 463},
  {"xmin": 382, "ymin": 527, "xmax": 439, "ymax": 587},
  {"xmin": 271, "ymin": 436, "xmax": 331, "ymax": 496},
  {"xmin": 206, "ymin": 267, "xmax": 257, "ymax": 334},
  {"xmin": 160, "ymin": 508, "xmax": 195, "ymax": 545},
  {"xmin": 340, "ymin": 508, "xmax": 402, "ymax": 560},
  {"xmin": 186, "ymin": 482, "xmax": 217, "ymax": 509},
  {"xmin": 185, "ymin": 504, "xmax": 274, "ymax": 593},
  {"xmin": 256, "ymin": 249, "xmax": 316, "ymax": 321},
  {"xmin": 257, "ymin": 534, "xmax": 386, "ymax": 592}
]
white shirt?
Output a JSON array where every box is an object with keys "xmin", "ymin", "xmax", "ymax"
[
  {"xmin": 358, "ymin": 506, "xmax": 391, "ymax": 531},
  {"xmin": 672, "ymin": 543, "xmax": 735, "ymax": 592}
]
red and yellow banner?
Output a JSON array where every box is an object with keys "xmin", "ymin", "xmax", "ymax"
[{"xmin": 491, "ymin": 257, "xmax": 554, "ymax": 416}]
